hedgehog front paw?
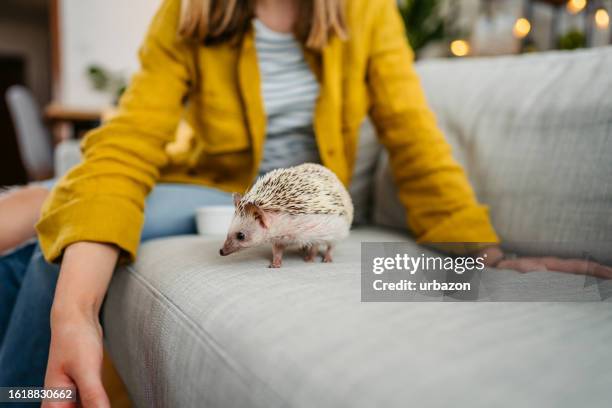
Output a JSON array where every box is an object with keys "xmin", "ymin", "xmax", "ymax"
[
  {"xmin": 270, "ymin": 243, "xmax": 284, "ymax": 268},
  {"xmin": 269, "ymin": 260, "xmax": 282, "ymax": 268}
]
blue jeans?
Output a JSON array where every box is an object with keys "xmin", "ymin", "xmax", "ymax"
[{"xmin": 0, "ymin": 183, "xmax": 232, "ymax": 390}]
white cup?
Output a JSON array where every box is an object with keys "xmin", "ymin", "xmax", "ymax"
[{"xmin": 196, "ymin": 206, "xmax": 235, "ymax": 236}]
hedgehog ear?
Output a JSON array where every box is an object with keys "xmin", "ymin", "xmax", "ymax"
[
  {"xmin": 244, "ymin": 202, "xmax": 268, "ymax": 229},
  {"xmin": 232, "ymin": 193, "xmax": 242, "ymax": 208}
]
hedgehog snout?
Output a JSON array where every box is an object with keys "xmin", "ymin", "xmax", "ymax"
[
  {"xmin": 220, "ymin": 238, "xmax": 240, "ymax": 256},
  {"xmin": 219, "ymin": 244, "xmax": 232, "ymax": 256},
  {"xmin": 219, "ymin": 246, "xmax": 235, "ymax": 256}
]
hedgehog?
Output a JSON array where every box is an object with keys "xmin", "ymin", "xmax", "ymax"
[{"xmin": 219, "ymin": 163, "xmax": 354, "ymax": 268}]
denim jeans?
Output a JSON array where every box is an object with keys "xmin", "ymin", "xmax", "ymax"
[{"xmin": 0, "ymin": 183, "xmax": 232, "ymax": 391}]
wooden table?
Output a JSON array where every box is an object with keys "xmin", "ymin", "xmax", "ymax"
[{"xmin": 44, "ymin": 103, "xmax": 104, "ymax": 141}]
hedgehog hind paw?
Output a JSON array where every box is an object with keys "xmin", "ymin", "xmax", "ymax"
[
  {"xmin": 322, "ymin": 244, "xmax": 333, "ymax": 263},
  {"xmin": 302, "ymin": 244, "xmax": 318, "ymax": 262},
  {"xmin": 303, "ymin": 254, "xmax": 316, "ymax": 263}
]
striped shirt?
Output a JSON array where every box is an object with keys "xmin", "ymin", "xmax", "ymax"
[{"xmin": 254, "ymin": 18, "xmax": 321, "ymax": 175}]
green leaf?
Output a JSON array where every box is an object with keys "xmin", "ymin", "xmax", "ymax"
[{"xmin": 398, "ymin": 0, "xmax": 447, "ymax": 55}]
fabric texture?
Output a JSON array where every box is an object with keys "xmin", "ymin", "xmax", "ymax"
[
  {"xmin": 36, "ymin": 0, "xmax": 498, "ymax": 263},
  {"xmin": 374, "ymin": 47, "xmax": 612, "ymax": 263},
  {"xmin": 254, "ymin": 18, "xmax": 321, "ymax": 175},
  {"xmin": 103, "ymin": 230, "xmax": 612, "ymax": 408}
]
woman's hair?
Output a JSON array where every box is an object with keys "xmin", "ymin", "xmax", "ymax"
[{"xmin": 179, "ymin": 0, "xmax": 347, "ymax": 49}]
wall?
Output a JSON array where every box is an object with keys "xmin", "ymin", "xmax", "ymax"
[{"xmin": 59, "ymin": 0, "xmax": 162, "ymax": 108}]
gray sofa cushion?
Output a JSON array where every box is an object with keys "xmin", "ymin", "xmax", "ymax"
[
  {"xmin": 104, "ymin": 230, "xmax": 612, "ymax": 408},
  {"xmin": 348, "ymin": 118, "xmax": 381, "ymax": 224},
  {"xmin": 373, "ymin": 47, "xmax": 612, "ymax": 264}
]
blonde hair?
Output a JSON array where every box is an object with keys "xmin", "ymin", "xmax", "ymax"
[{"xmin": 179, "ymin": 0, "xmax": 347, "ymax": 49}]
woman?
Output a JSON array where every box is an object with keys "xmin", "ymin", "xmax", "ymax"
[{"xmin": 0, "ymin": 0, "xmax": 609, "ymax": 405}]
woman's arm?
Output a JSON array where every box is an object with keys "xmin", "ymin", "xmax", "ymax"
[
  {"xmin": 366, "ymin": 0, "xmax": 612, "ymax": 278},
  {"xmin": 366, "ymin": 0, "xmax": 498, "ymax": 246},
  {"xmin": 36, "ymin": 0, "xmax": 192, "ymax": 264},
  {"xmin": 478, "ymin": 246, "xmax": 612, "ymax": 278},
  {"xmin": 43, "ymin": 242, "xmax": 119, "ymax": 408},
  {"xmin": 38, "ymin": 0, "xmax": 189, "ymax": 404}
]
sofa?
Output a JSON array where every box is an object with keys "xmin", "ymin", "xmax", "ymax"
[{"xmin": 101, "ymin": 47, "xmax": 612, "ymax": 407}]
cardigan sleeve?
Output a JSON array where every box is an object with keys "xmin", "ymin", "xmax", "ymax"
[
  {"xmin": 366, "ymin": 0, "xmax": 499, "ymax": 248},
  {"xmin": 36, "ymin": 0, "xmax": 191, "ymax": 262}
]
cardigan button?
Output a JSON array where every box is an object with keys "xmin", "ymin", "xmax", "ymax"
[
  {"xmin": 327, "ymin": 148, "xmax": 335, "ymax": 156},
  {"xmin": 187, "ymin": 168, "xmax": 197, "ymax": 176}
]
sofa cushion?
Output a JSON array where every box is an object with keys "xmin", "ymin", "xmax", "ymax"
[
  {"xmin": 348, "ymin": 118, "xmax": 382, "ymax": 224},
  {"xmin": 103, "ymin": 230, "xmax": 612, "ymax": 408},
  {"xmin": 373, "ymin": 47, "xmax": 612, "ymax": 264}
]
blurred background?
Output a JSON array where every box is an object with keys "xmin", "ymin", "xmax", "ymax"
[{"xmin": 0, "ymin": 0, "xmax": 610, "ymax": 186}]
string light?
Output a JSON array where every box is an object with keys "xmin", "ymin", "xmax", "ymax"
[
  {"xmin": 450, "ymin": 40, "xmax": 470, "ymax": 57},
  {"xmin": 513, "ymin": 17, "xmax": 532, "ymax": 38},
  {"xmin": 567, "ymin": 0, "xmax": 587, "ymax": 14},
  {"xmin": 595, "ymin": 8, "xmax": 610, "ymax": 29}
]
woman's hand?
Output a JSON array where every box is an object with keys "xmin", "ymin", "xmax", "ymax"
[
  {"xmin": 479, "ymin": 246, "xmax": 612, "ymax": 279},
  {"xmin": 43, "ymin": 309, "xmax": 108, "ymax": 408},
  {"xmin": 42, "ymin": 242, "xmax": 120, "ymax": 408}
]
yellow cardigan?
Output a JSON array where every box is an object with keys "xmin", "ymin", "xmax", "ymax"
[{"xmin": 36, "ymin": 0, "xmax": 499, "ymax": 262}]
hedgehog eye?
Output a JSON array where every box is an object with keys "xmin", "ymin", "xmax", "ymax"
[{"xmin": 236, "ymin": 232, "xmax": 246, "ymax": 241}]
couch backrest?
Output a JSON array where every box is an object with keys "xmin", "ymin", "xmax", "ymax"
[{"xmin": 374, "ymin": 47, "xmax": 612, "ymax": 263}]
